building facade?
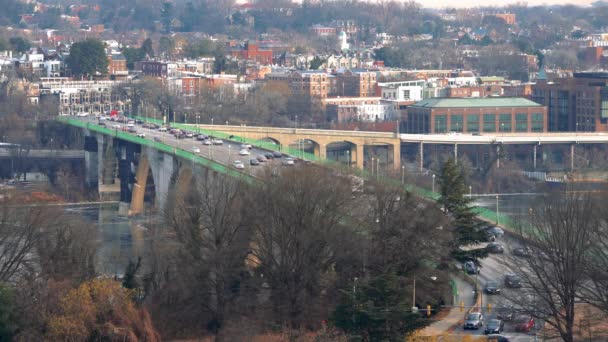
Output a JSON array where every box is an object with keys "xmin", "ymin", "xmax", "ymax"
[
  {"xmin": 336, "ymin": 69, "xmax": 377, "ymax": 97},
  {"xmin": 405, "ymin": 98, "xmax": 547, "ymax": 134}
]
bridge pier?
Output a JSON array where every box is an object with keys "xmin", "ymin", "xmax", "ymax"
[
  {"xmin": 116, "ymin": 141, "xmax": 138, "ymax": 216},
  {"xmin": 84, "ymin": 135, "xmax": 99, "ymax": 190},
  {"xmin": 533, "ymin": 144, "xmax": 537, "ymax": 170},
  {"xmin": 129, "ymin": 153, "xmax": 149, "ymax": 216},
  {"xmin": 146, "ymin": 147, "xmax": 177, "ymax": 212},
  {"xmin": 496, "ymin": 145, "xmax": 500, "ymax": 169},
  {"xmin": 419, "ymin": 142, "xmax": 424, "ymax": 172},
  {"xmin": 571, "ymin": 144, "xmax": 575, "ymax": 172},
  {"xmin": 354, "ymin": 145, "xmax": 363, "ymax": 169},
  {"xmin": 454, "ymin": 144, "xmax": 458, "ymax": 164}
]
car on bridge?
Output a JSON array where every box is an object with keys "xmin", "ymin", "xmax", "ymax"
[
  {"xmin": 212, "ymin": 139, "xmax": 223, "ymax": 145},
  {"xmin": 282, "ymin": 157, "xmax": 295, "ymax": 166},
  {"xmin": 233, "ymin": 160, "xmax": 244, "ymax": 169},
  {"xmin": 137, "ymin": 133, "xmax": 145, "ymax": 138},
  {"xmin": 191, "ymin": 147, "xmax": 201, "ymax": 153},
  {"xmin": 239, "ymin": 149, "xmax": 250, "ymax": 156}
]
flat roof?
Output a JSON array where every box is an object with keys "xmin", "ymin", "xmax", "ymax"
[{"xmin": 410, "ymin": 97, "xmax": 543, "ymax": 108}]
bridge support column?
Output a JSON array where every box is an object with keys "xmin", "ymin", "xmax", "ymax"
[
  {"xmin": 389, "ymin": 144, "xmax": 400, "ymax": 170},
  {"xmin": 146, "ymin": 147, "xmax": 176, "ymax": 212},
  {"xmin": 496, "ymin": 145, "xmax": 500, "ymax": 169},
  {"xmin": 419, "ymin": 142, "xmax": 424, "ymax": 172},
  {"xmin": 84, "ymin": 135, "xmax": 99, "ymax": 189},
  {"xmin": 129, "ymin": 153, "xmax": 149, "ymax": 216},
  {"xmin": 533, "ymin": 144, "xmax": 537, "ymax": 170},
  {"xmin": 454, "ymin": 144, "xmax": 458, "ymax": 164},
  {"xmin": 313, "ymin": 144, "xmax": 327, "ymax": 160},
  {"xmin": 117, "ymin": 142, "xmax": 137, "ymax": 216},
  {"xmin": 571, "ymin": 144, "xmax": 575, "ymax": 172},
  {"xmin": 355, "ymin": 144, "xmax": 364, "ymax": 169}
]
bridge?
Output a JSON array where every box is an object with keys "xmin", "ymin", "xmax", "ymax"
[
  {"xmin": 0, "ymin": 148, "xmax": 85, "ymax": 159},
  {"xmin": 195, "ymin": 124, "xmax": 608, "ymax": 172}
]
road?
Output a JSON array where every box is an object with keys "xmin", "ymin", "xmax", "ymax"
[
  {"xmin": 82, "ymin": 116, "xmax": 295, "ymax": 177},
  {"xmin": 454, "ymin": 235, "xmax": 543, "ymax": 341}
]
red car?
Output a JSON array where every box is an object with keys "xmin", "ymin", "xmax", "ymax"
[{"xmin": 514, "ymin": 315, "xmax": 535, "ymax": 332}]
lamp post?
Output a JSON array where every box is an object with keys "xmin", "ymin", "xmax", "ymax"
[
  {"xmin": 376, "ymin": 158, "xmax": 380, "ymax": 180},
  {"xmin": 412, "ymin": 276, "xmax": 437, "ymax": 313},
  {"xmin": 228, "ymin": 145, "xmax": 231, "ymax": 163},
  {"xmin": 211, "ymin": 117, "xmax": 214, "ymax": 126},
  {"xmin": 496, "ymin": 195, "xmax": 500, "ymax": 225},
  {"xmin": 432, "ymin": 174, "xmax": 436, "ymax": 193},
  {"xmin": 353, "ymin": 277, "xmax": 358, "ymax": 325},
  {"xmin": 469, "ymin": 185, "xmax": 472, "ymax": 198},
  {"xmin": 401, "ymin": 166, "xmax": 405, "ymax": 184},
  {"xmin": 196, "ymin": 115, "xmax": 200, "ymax": 134},
  {"xmin": 371, "ymin": 157, "xmax": 374, "ymax": 176}
]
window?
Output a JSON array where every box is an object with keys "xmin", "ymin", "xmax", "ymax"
[
  {"xmin": 483, "ymin": 113, "xmax": 496, "ymax": 132},
  {"xmin": 499, "ymin": 113, "xmax": 511, "ymax": 132},
  {"xmin": 403, "ymin": 89, "xmax": 411, "ymax": 99},
  {"xmin": 451, "ymin": 114, "xmax": 463, "ymax": 132},
  {"xmin": 531, "ymin": 113, "xmax": 544, "ymax": 132},
  {"xmin": 435, "ymin": 114, "xmax": 447, "ymax": 133},
  {"xmin": 467, "ymin": 114, "xmax": 480, "ymax": 132},
  {"xmin": 515, "ymin": 113, "xmax": 528, "ymax": 132}
]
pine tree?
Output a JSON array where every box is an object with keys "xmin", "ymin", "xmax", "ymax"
[{"xmin": 438, "ymin": 159, "xmax": 488, "ymax": 263}]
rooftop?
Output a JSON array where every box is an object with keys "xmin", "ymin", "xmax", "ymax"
[{"xmin": 410, "ymin": 97, "xmax": 543, "ymax": 108}]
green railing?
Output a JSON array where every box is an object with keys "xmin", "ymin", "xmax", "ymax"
[{"xmin": 57, "ymin": 116, "xmax": 255, "ymax": 183}]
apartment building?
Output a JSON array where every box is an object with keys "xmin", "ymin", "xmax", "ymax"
[{"xmin": 335, "ymin": 69, "xmax": 377, "ymax": 97}]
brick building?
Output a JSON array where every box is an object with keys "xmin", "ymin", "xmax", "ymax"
[
  {"xmin": 532, "ymin": 72, "xmax": 608, "ymax": 132},
  {"xmin": 405, "ymin": 98, "xmax": 547, "ymax": 134},
  {"xmin": 229, "ymin": 41, "xmax": 273, "ymax": 65},
  {"xmin": 487, "ymin": 13, "xmax": 516, "ymax": 25},
  {"xmin": 107, "ymin": 53, "xmax": 127, "ymax": 79},
  {"xmin": 139, "ymin": 61, "xmax": 169, "ymax": 77},
  {"xmin": 335, "ymin": 69, "xmax": 377, "ymax": 97}
]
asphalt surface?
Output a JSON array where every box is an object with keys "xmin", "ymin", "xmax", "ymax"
[
  {"xmin": 82, "ymin": 116, "xmax": 294, "ymax": 177},
  {"xmin": 456, "ymin": 234, "xmax": 544, "ymax": 341}
]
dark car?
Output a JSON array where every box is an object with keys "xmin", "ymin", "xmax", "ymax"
[
  {"xmin": 264, "ymin": 153, "xmax": 274, "ymax": 160},
  {"xmin": 250, "ymin": 158, "xmax": 260, "ymax": 166},
  {"xmin": 487, "ymin": 334, "xmax": 510, "ymax": 342},
  {"xmin": 256, "ymin": 155, "xmax": 267, "ymax": 162},
  {"xmin": 513, "ymin": 247, "xmax": 531, "ymax": 258},
  {"xmin": 483, "ymin": 226, "xmax": 505, "ymax": 241},
  {"xmin": 464, "ymin": 261, "xmax": 480, "ymax": 275},
  {"xmin": 484, "ymin": 319, "xmax": 504, "ymax": 334},
  {"xmin": 484, "ymin": 281, "xmax": 501, "ymax": 295},
  {"xmin": 98, "ymin": 121, "xmax": 106, "ymax": 127},
  {"xmin": 496, "ymin": 306, "xmax": 514, "ymax": 321},
  {"xmin": 463, "ymin": 312, "xmax": 484, "ymax": 330},
  {"xmin": 504, "ymin": 274, "xmax": 522, "ymax": 288},
  {"xmin": 196, "ymin": 134, "xmax": 208, "ymax": 141},
  {"xmin": 135, "ymin": 119, "xmax": 144, "ymax": 124},
  {"xmin": 153, "ymin": 137, "xmax": 162, "ymax": 142},
  {"xmin": 176, "ymin": 133, "xmax": 185, "ymax": 139},
  {"xmin": 487, "ymin": 242, "xmax": 505, "ymax": 254},
  {"xmin": 272, "ymin": 151, "xmax": 283, "ymax": 158},
  {"xmin": 514, "ymin": 315, "xmax": 535, "ymax": 332}
]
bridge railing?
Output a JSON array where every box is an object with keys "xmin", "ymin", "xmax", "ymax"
[{"xmin": 58, "ymin": 116, "xmax": 255, "ymax": 183}]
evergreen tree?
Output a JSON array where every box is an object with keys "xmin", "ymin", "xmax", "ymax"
[
  {"xmin": 438, "ymin": 159, "xmax": 488, "ymax": 263},
  {"xmin": 160, "ymin": 2, "xmax": 173, "ymax": 34},
  {"xmin": 140, "ymin": 38, "xmax": 154, "ymax": 58},
  {"xmin": 67, "ymin": 39, "xmax": 109, "ymax": 77},
  {"xmin": 122, "ymin": 257, "xmax": 141, "ymax": 290}
]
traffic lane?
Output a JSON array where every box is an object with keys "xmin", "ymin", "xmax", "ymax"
[
  {"xmin": 132, "ymin": 124, "xmax": 283, "ymax": 176},
  {"xmin": 455, "ymin": 239, "xmax": 540, "ymax": 340}
]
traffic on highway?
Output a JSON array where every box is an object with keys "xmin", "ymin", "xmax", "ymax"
[{"xmin": 88, "ymin": 115, "xmax": 303, "ymax": 176}]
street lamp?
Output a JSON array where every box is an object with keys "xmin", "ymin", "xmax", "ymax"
[
  {"xmin": 469, "ymin": 185, "xmax": 472, "ymax": 198},
  {"xmin": 228, "ymin": 145, "xmax": 231, "ymax": 163},
  {"xmin": 432, "ymin": 174, "xmax": 436, "ymax": 193},
  {"xmin": 496, "ymin": 195, "xmax": 500, "ymax": 225},
  {"xmin": 211, "ymin": 117, "xmax": 214, "ymax": 126},
  {"xmin": 371, "ymin": 157, "xmax": 375, "ymax": 176},
  {"xmin": 401, "ymin": 165, "xmax": 405, "ymax": 184},
  {"xmin": 196, "ymin": 115, "xmax": 200, "ymax": 134},
  {"xmin": 376, "ymin": 158, "xmax": 380, "ymax": 180},
  {"xmin": 412, "ymin": 276, "xmax": 437, "ymax": 313},
  {"xmin": 346, "ymin": 150, "xmax": 351, "ymax": 168},
  {"xmin": 295, "ymin": 115, "xmax": 298, "ymax": 131}
]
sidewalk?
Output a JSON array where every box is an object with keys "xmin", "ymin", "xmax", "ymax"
[{"xmin": 417, "ymin": 274, "xmax": 475, "ymax": 335}]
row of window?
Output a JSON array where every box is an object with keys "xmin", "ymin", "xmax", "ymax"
[{"xmin": 433, "ymin": 113, "xmax": 544, "ymax": 133}]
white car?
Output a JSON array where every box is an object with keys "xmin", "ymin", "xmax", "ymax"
[
  {"xmin": 238, "ymin": 149, "xmax": 250, "ymax": 156},
  {"xmin": 76, "ymin": 112, "xmax": 88, "ymax": 117},
  {"xmin": 282, "ymin": 157, "xmax": 295, "ymax": 166},
  {"xmin": 112, "ymin": 124, "xmax": 121, "ymax": 129},
  {"xmin": 159, "ymin": 127, "xmax": 168, "ymax": 132},
  {"xmin": 241, "ymin": 144, "xmax": 253, "ymax": 150},
  {"xmin": 212, "ymin": 139, "xmax": 223, "ymax": 145},
  {"xmin": 202, "ymin": 139, "xmax": 212, "ymax": 145},
  {"xmin": 233, "ymin": 160, "xmax": 245, "ymax": 169},
  {"xmin": 137, "ymin": 133, "xmax": 146, "ymax": 138},
  {"xmin": 191, "ymin": 146, "xmax": 201, "ymax": 153}
]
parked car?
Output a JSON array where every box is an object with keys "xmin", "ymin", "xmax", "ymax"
[
  {"xmin": 464, "ymin": 261, "xmax": 480, "ymax": 275},
  {"xmin": 496, "ymin": 306, "xmax": 514, "ymax": 321},
  {"xmin": 513, "ymin": 247, "xmax": 531, "ymax": 258},
  {"xmin": 514, "ymin": 315, "xmax": 535, "ymax": 333},
  {"xmin": 265, "ymin": 153, "xmax": 275, "ymax": 160},
  {"xmin": 250, "ymin": 158, "xmax": 260, "ymax": 165},
  {"xmin": 272, "ymin": 151, "xmax": 283, "ymax": 158},
  {"xmin": 483, "ymin": 226, "xmax": 505, "ymax": 241},
  {"xmin": 282, "ymin": 157, "xmax": 295, "ymax": 166},
  {"xmin": 191, "ymin": 146, "xmax": 201, "ymax": 153},
  {"xmin": 256, "ymin": 155, "xmax": 267, "ymax": 162},
  {"xmin": 487, "ymin": 242, "xmax": 505, "ymax": 254},
  {"xmin": 233, "ymin": 160, "xmax": 244, "ymax": 169},
  {"xmin": 239, "ymin": 149, "xmax": 250, "ymax": 156},
  {"xmin": 463, "ymin": 312, "xmax": 484, "ymax": 330},
  {"xmin": 484, "ymin": 281, "xmax": 501, "ymax": 294},
  {"xmin": 504, "ymin": 274, "xmax": 522, "ymax": 288},
  {"xmin": 136, "ymin": 133, "xmax": 146, "ymax": 138},
  {"xmin": 212, "ymin": 139, "xmax": 223, "ymax": 145},
  {"xmin": 484, "ymin": 319, "xmax": 504, "ymax": 335}
]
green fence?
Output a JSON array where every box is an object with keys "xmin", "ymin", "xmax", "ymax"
[{"xmin": 57, "ymin": 116, "xmax": 255, "ymax": 184}]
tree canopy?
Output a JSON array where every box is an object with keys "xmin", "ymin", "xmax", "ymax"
[{"xmin": 67, "ymin": 39, "xmax": 109, "ymax": 77}]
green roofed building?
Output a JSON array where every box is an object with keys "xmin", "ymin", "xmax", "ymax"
[{"xmin": 405, "ymin": 97, "xmax": 548, "ymax": 134}]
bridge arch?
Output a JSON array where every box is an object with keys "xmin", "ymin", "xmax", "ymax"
[
  {"xmin": 325, "ymin": 140, "xmax": 361, "ymax": 168},
  {"xmin": 363, "ymin": 141, "xmax": 400, "ymax": 175},
  {"xmin": 287, "ymin": 138, "xmax": 322, "ymax": 159}
]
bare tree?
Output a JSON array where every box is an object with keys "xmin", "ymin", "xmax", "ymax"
[
  {"xmin": 580, "ymin": 196, "xmax": 608, "ymax": 316},
  {"xmin": 510, "ymin": 192, "xmax": 597, "ymax": 342},
  {"xmin": 246, "ymin": 166, "xmax": 354, "ymax": 328},
  {"xmin": 164, "ymin": 173, "xmax": 251, "ymax": 335}
]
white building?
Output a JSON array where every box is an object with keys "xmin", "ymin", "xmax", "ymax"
[{"xmin": 378, "ymin": 80, "xmax": 425, "ymax": 102}]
